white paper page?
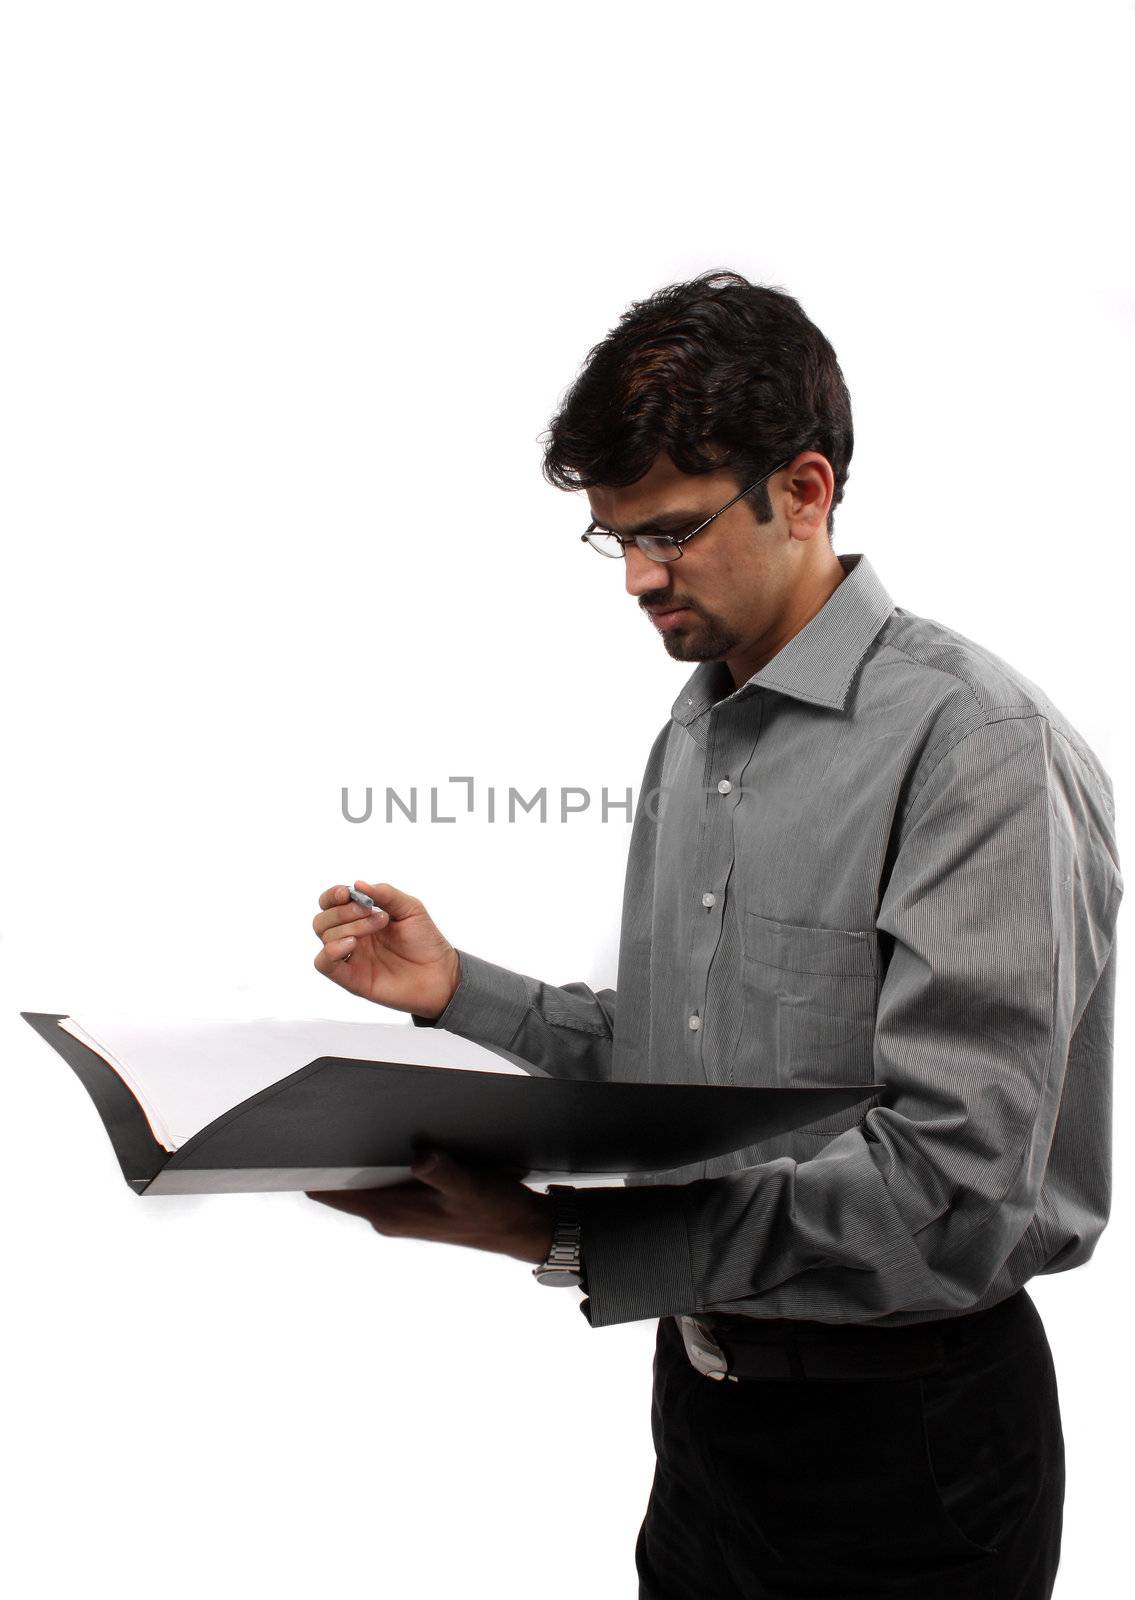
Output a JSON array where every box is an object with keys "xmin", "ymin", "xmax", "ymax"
[{"xmin": 56, "ymin": 1016, "xmax": 527, "ymax": 1152}]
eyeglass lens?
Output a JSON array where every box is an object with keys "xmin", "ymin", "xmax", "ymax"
[{"xmin": 585, "ymin": 530, "xmax": 681, "ymax": 562}]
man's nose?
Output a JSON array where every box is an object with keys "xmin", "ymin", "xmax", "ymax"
[{"xmin": 624, "ymin": 545, "xmax": 674, "ymax": 599}]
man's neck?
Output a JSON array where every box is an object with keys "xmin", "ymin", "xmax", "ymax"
[{"xmin": 725, "ymin": 555, "xmax": 849, "ymax": 687}]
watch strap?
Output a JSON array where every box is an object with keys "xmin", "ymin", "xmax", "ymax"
[{"xmin": 533, "ymin": 1185, "xmax": 584, "ymax": 1285}]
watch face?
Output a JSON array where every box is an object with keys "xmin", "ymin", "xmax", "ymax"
[{"xmin": 534, "ymin": 1266, "xmax": 582, "ymax": 1286}]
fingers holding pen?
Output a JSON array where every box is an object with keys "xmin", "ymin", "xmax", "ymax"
[
  {"xmin": 312, "ymin": 883, "xmax": 401, "ymax": 975},
  {"xmin": 312, "ymin": 883, "xmax": 389, "ymax": 940},
  {"xmin": 316, "ymin": 882, "xmax": 383, "ymax": 915},
  {"xmin": 312, "ymin": 901, "xmax": 383, "ymax": 976}
]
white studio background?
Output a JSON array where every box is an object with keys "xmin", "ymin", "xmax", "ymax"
[{"xmin": 1, "ymin": 3, "xmax": 1131, "ymax": 1597}]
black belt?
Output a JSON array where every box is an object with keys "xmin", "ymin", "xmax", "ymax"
[{"xmin": 678, "ymin": 1292, "xmax": 1024, "ymax": 1383}]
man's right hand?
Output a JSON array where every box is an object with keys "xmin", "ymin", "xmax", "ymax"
[{"xmin": 312, "ymin": 880, "xmax": 461, "ymax": 1020}]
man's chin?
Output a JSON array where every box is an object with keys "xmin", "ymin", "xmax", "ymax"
[
  {"xmin": 660, "ymin": 633, "xmax": 702, "ymax": 661},
  {"xmin": 659, "ymin": 622, "xmax": 731, "ymax": 662}
]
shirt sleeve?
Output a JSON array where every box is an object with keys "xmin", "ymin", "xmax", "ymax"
[
  {"xmin": 411, "ymin": 948, "xmax": 617, "ymax": 1082},
  {"xmin": 571, "ymin": 713, "xmax": 1123, "ymax": 1328}
]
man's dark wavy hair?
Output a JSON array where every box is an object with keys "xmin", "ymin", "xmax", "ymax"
[{"xmin": 541, "ymin": 270, "xmax": 853, "ymax": 539}]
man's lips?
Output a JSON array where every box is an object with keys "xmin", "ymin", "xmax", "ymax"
[{"xmin": 645, "ymin": 603, "xmax": 696, "ymax": 631}]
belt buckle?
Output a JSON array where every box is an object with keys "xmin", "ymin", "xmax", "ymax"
[{"xmin": 678, "ymin": 1316, "xmax": 738, "ymax": 1382}]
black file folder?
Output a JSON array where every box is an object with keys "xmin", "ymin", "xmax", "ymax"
[{"xmin": 22, "ymin": 1011, "xmax": 884, "ymax": 1195}]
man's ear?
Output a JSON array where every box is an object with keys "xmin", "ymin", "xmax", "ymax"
[{"xmin": 784, "ymin": 452, "xmax": 835, "ymax": 538}]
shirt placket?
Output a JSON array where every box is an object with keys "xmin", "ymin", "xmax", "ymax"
[{"xmin": 686, "ymin": 705, "xmax": 747, "ymax": 1083}]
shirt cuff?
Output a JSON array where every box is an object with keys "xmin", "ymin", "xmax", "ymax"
[
  {"xmin": 410, "ymin": 949, "xmax": 531, "ymax": 1049},
  {"xmin": 571, "ymin": 1183, "xmax": 696, "ymax": 1328}
]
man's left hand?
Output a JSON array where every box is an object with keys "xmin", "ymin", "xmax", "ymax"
[{"xmin": 305, "ymin": 1150, "xmax": 556, "ymax": 1265}]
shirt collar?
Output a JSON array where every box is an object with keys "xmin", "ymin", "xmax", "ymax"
[{"xmin": 671, "ymin": 553, "xmax": 896, "ymax": 727}]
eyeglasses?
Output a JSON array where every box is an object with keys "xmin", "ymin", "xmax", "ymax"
[{"xmin": 581, "ymin": 456, "xmax": 795, "ymax": 563}]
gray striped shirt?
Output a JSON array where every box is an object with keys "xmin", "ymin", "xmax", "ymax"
[{"xmin": 417, "ymin": 553, "xmax": 1123, "ymax": 1329}]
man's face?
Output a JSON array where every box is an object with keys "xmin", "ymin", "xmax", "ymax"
[{"xmin": 585, "ymin": 450, "xmax": 839, "ymax": 684}]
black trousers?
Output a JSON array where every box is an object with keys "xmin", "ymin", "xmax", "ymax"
[{"xmin": 636, "ymin": 1290, "xmax": 1064, "ymax": 1600}]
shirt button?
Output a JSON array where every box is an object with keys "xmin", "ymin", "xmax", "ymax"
[
  {"xmin": 688, "ymin": 1013, "xmax": 702, "ymax": 1031},
  {"xmin": 701, "ymin": 892, "xmax": 716, "ymax": 908},
  {"xmin": 717, "ymin": 778, "xmax": 733, "ymax": 795}
]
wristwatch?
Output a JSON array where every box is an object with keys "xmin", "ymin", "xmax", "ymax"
[{"xmin": 532, "ymin": 1185, "xmax": 584, "ymax": 1287}]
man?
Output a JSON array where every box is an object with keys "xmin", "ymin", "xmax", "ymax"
[{"xmin": 308, "ymin": 271, "xmax": 1122, "ymax": 1598}]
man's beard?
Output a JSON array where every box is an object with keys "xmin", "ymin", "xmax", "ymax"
[{"xmin": 656, "ymin": 606, "xmax": 738, "ymax": 662}]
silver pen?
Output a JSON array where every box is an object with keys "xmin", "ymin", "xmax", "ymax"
[{"xmin": 347, "ymin": 886, "xmax": 385, "ymax": 913}]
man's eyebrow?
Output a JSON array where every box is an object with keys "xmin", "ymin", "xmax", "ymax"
[{"xmin": 589, "ymin": 507, "xmax": 706, "ymax": 536}]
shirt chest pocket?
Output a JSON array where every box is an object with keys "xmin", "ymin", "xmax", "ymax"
[{"xmin": 742, "ymin": 912, "xmax": 882, "ymax": 1135}]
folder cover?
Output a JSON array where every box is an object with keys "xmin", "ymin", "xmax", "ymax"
[{"xmin": 22, "ymin": 1011, "xmax": 884, "ymax": 1195}]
